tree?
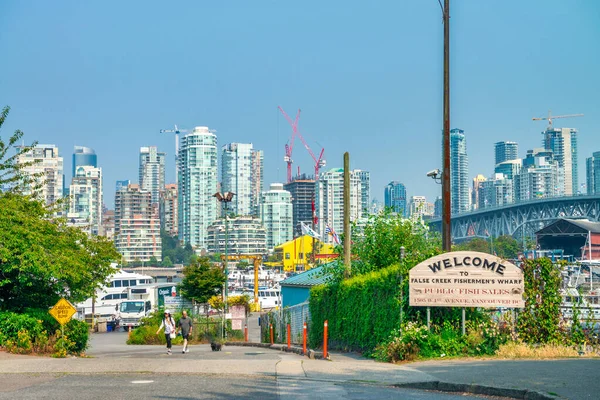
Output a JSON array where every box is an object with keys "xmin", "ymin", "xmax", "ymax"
[
  {"xmin": 161, "ymin": 230, "xmax": 195, "ymax": 265},
  {"xmin": 454, "ymin": 238, "xmax": 491, "ymax": 254},
  {"xmin": 494, "ymin": 235, "xmax": 521, "ymax": 259},
  {"xmin": 179, "ymin": 257, "xmax": 226, "ymax": 304},
  {"xmin": 149, "ymin": 256, "xmax": 159, "ymax": 266},
  {"xmin": 0, "ymin": 193, "xmax": 121, "ymax": 311},
  {"xmin": 161, "ymin": 256, "xmax": 173, "ymax": 268},
  {"xmin": 332, "ymin": 209, "xmax": 441, "ymax": 278},
  {"xmin": 0, "ymin": 106, "xmax": 39, "ymax": 191}
]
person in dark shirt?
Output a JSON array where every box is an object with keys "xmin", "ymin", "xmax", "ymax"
[{"xmin": 177, "ymin": 310, "xmax": 193, "ymax": 353}]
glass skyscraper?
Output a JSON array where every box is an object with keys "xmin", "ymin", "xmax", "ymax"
[
  {"xmin": 543, "ymin": 127, "xmax": 578, "ymax": 196},
  {"xmin": 494, "ymin": 141, "xmax": 518, "ymax": 166},
  {"xmin": 139, "ymin": 146, "xmax": 166, "ymax": 204},
  {"xmin": 260, "ymin": 183, "xmax": 293, "ymax": 249},
  {"xmin": 178, "ymin": 127, "xmax": 218, "ymax": 251},
  {"xmin": 450, "ymin": 128, "xmax": 470, "ymax": 215},
  {"xmin": 72, "ymin": 146, "xmax": 97, "ymax": 178},
  {"xmin": 384, "ymin": 181, "xmax": 407, "ymax": 217},
  {"xmin": 221, "ymin": 143, "xmax": 263, "ymax": 216},
  {"xmin": 587, "ymin": 151, "xmax": 600, "ymax": 195}
]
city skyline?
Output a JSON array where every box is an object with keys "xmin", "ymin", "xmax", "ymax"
[{"xmin": 1, "ymin": 1, "xmax": 599, "ymax": 209}]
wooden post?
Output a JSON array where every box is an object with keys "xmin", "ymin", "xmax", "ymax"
[
  {"xmin": 270, "ymin": 323, "xmax": 274, "ymax": 345},
  {"xmin": 323, "ymin": 320, "xmax": 329, "ymax": 359},
  {"xmin": 287, "ymin": 323, "xmax": 291, "ymax": 349},
  {"xmin": 303, "ymin": 322, "xmax": 307, "ymax": 355},
  {"xmin": 244, "ymin": 324, "xmax": 248, "ymax": 342},
  {"xmin": 426, "ymin": 307, "xmax": 431, "ymax": 330},
  {"xmin": 462, "ymin": 307, "xmax": 466, "ymax": 336},
  {"xmin": 343, "ymin": 152, "xmax": 351, "ymax": 278}
]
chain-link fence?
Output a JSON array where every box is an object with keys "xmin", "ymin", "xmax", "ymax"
[{"xmin": 260, "ymin": 302, "xmax": 310, "ymax": 344}]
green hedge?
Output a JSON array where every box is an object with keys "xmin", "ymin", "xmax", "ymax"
[{"xmin": 309, "ymin": 264, "xmax": 402, "ymax": 353}]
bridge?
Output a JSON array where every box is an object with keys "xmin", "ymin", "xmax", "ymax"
[{"xmin": 428, "ymin": 195, "xmax": 600, "ymax": 242}]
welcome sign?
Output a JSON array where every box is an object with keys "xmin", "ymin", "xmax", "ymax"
[{"xmin": 409, "ymin": 251, "xmax": 524, "ymax": 308}]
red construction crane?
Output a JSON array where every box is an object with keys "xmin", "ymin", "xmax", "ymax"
[
  {"xmin": 278, "ymin": 106, "xmax": 326, "ymax": 180},
  {"xmin": 279, "ymin": 107, "xmax": 300, "ymax": 183}
]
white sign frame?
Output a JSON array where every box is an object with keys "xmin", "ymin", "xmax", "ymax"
[{"xmin": 409, "ymin": 251, "xmax": 524, "ymax": 308}]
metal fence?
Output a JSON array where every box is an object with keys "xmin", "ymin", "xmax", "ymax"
[{"xmin": 261, "ymin": 302, "xmax": 311, "ymax": 344}]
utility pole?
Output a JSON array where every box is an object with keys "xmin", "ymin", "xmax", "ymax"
[
  {"xmin": 343, "ymin": 152, "xmax": 351, "ymax": 277},
  {"xmin": 441, "ymin": 0, "xmax": 452, "ymax": 252}
]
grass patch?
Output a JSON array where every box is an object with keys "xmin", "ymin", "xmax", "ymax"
[{"xmin": 496, "ymin": 342, "xmax": 580, "ymax": 358}]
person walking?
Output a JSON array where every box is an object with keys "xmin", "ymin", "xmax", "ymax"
[
  {"xmin": 177, "ymin": 310, "xmax": 193, "ymax": 354},
  {"xmin": 156, "ymin": 310, "xmax": 176, "ymax": 355}
]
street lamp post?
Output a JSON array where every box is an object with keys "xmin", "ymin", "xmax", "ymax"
[{"xmin": 213, "ymin": 191, "xmax": 235, "ymax": 338}]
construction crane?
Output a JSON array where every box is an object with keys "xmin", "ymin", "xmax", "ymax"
[
  {"xmin": 279, "ymin": 107, "xmax": 300, "ymax": 183},
  {"xmin": 532, "ymin": 111, "xmax": 583, "ymax": 128},
  {"xmin": 160, "ymin": 125, "xmax": 188, "ymax": 182},
  {"xmin": 278, "ymin": 106, "xmax": 326, "ymax": 180}
]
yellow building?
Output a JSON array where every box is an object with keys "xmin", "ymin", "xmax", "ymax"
[{"xmin": 274, "ymin": 235, "xmax": 336, "ymax": 272}]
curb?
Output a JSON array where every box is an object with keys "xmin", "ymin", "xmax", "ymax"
[
  {"xmin": 224, "ymin": 341, "xmax": 328, "ymax": 360},
  {"xmin": 394, "ymin": 381, "xmax": 558, "ymax": 400}
]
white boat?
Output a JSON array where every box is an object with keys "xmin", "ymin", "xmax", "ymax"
[{"xmin": 75, "ymin": 266, "xmax": 154, "ymax": 321}]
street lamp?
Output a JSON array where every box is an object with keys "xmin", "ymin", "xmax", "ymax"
[{"xmin": 213, "ymin": 191, "xmax": 235, "ymax": 333}]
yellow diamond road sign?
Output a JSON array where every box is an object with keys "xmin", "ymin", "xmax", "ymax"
[{"xmin": 49, "ymin": 298, "xmax": 77, "ymax": 325}]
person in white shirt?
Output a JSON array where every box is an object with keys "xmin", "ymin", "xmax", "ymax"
[{"xmin": 156, "ymin": 310, "xmax": 176, "ymax": 355}]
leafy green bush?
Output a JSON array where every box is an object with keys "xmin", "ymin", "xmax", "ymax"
[
  {"xmin": 374, "ymin": 319, "xmax": 509, "ymax": 362},
  {"xmin": 64, "ymin": 319, "xmax": 89, "ymax": 354},
  {"xmin": 0, "ymin": 311, "xmax": 88, "ymax": 355}
]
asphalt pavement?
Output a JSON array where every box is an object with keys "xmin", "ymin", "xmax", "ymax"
[{"xmin": 0, "ymin": 331, "xmax": 598, "ymax": 399}]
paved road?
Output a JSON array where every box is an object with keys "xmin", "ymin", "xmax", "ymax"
[{"xmin": 0, "ymin": 332, "xmax": 493, "ymax": 399}]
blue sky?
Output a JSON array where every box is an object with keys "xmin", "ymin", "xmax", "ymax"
[{"xmin": 1, "ymin": 1, "xmax": 599, "ymax": 209}]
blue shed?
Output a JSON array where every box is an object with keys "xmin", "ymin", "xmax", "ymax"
[{"xmin": 280, "ymin": 264, "xmax": 333, "ymax": 308}]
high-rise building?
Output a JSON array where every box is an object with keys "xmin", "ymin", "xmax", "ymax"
[
  {"xmin": 515, "ymin": 148, "xmax": 562, "ymax": 201},
  {"xmin": 100, "ymin": 210, "xmax": 115, "ymax": 240},
  {"xmin": 434, "ymin": 196, "xmax": 442, "ymax": 218},
  {"xmin": 471, "ymin": 174, "xmax": 486, "ymax": 211},
  {"xmin": 251, "ymin": 149, "xmax": 264, "ymax": 216},
  {"xmin": 178, "ymin": 127, "xmax": 218, "ymax": 251},
  {"xmin": 260, "ymin": 183, "xmax": 293, "ymax": 250},
  {"xmin": 116, "ymin": 180, "xmax": 130, "ymax": 193},
  {"xmin": 221, "ymin": 143, "xmax": 263, "ymax": 216},
  {"xmin": 16, "ymin": 144, "xmax": 64, "ymax": 211},
  {"xmin": 478, "ymin": 173, "xmax": 513, "ymax": 209},
  {"xmin": 159, "ymin": 183, "xmax": 178, "ymax": 237},
  {"xmin": 69, "ymin": 165, "xmax": 103, "ymax": 235},
  {"xmin": 543, "ymin": 127, "xmax": 578, "ymax": 196},
  {"xmin": 587, "ymin": 151, "xmax": 600, "ymax": 195},
  {"xmin": 284, "ymin": 175, "xmax": 316, "ymax": 238},
  {"xmin": 114, "ymin": 184, "xmax": 161, "ymax": 262},
  {"xmin": 494, "ymin": 141, "xmax": 518, "ymax": 166},
  {"xmin": 206, "ymin": 216, "xmax": 267, "ymax": 255},
  {"xmin": 384, "ymin": 181, "xmax": 407, "ymax": 216},
  {"xmin": 72, "ymin": 146, "xmax": 97, "ymax": 178},
  {"xmin": 139, "ymin": 146, "xmax": 166, "ymax": 204},
  {"xmin": 355, "ymin": 170, "xmax": 371, "ymax": 214},
  {"xmin": 409, "ymin": 196, "xmax": 433, "ymax": 221},
  {"xmin": 316, "ymin": 168, "xmax": 363, "ymax": 243},
  {"xmin": 450, "ymin": 128, "xmax": 470, "ymax": 214}
]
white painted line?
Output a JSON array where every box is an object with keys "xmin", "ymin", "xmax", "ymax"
[{"xmin": 131, "ymin": 380, "xmax": 154, "ymax": 384}]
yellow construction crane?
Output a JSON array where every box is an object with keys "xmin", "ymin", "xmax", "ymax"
[
  {"xmin": 220, "ymin": 254, "xmax": 263, "ymax": 309},
  {"xmin": 532, "ymin": 110, "xmax": 583, "ymax": 128}
]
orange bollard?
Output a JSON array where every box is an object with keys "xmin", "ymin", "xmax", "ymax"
[
  {"xmin": 128, "ymin": 326, "xmax": 131, "ymax": 337},
  {"xmin": 269, "ymin": 324, "xmax": 274, "ymax": 345},
  {"xmin": 287, "ymin": 323, "xmax": 291, "ymax": 349},
  {"xmin": 323, "ymin": 320, "xmax": 328, "ymax": 359},
  {"xmin": 303, "ymin": 322, "xmax": 307, "ymax": 355},
  {"xmin": 244, "ymin": 324, "xmax": 248, "ymax": 342}
]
